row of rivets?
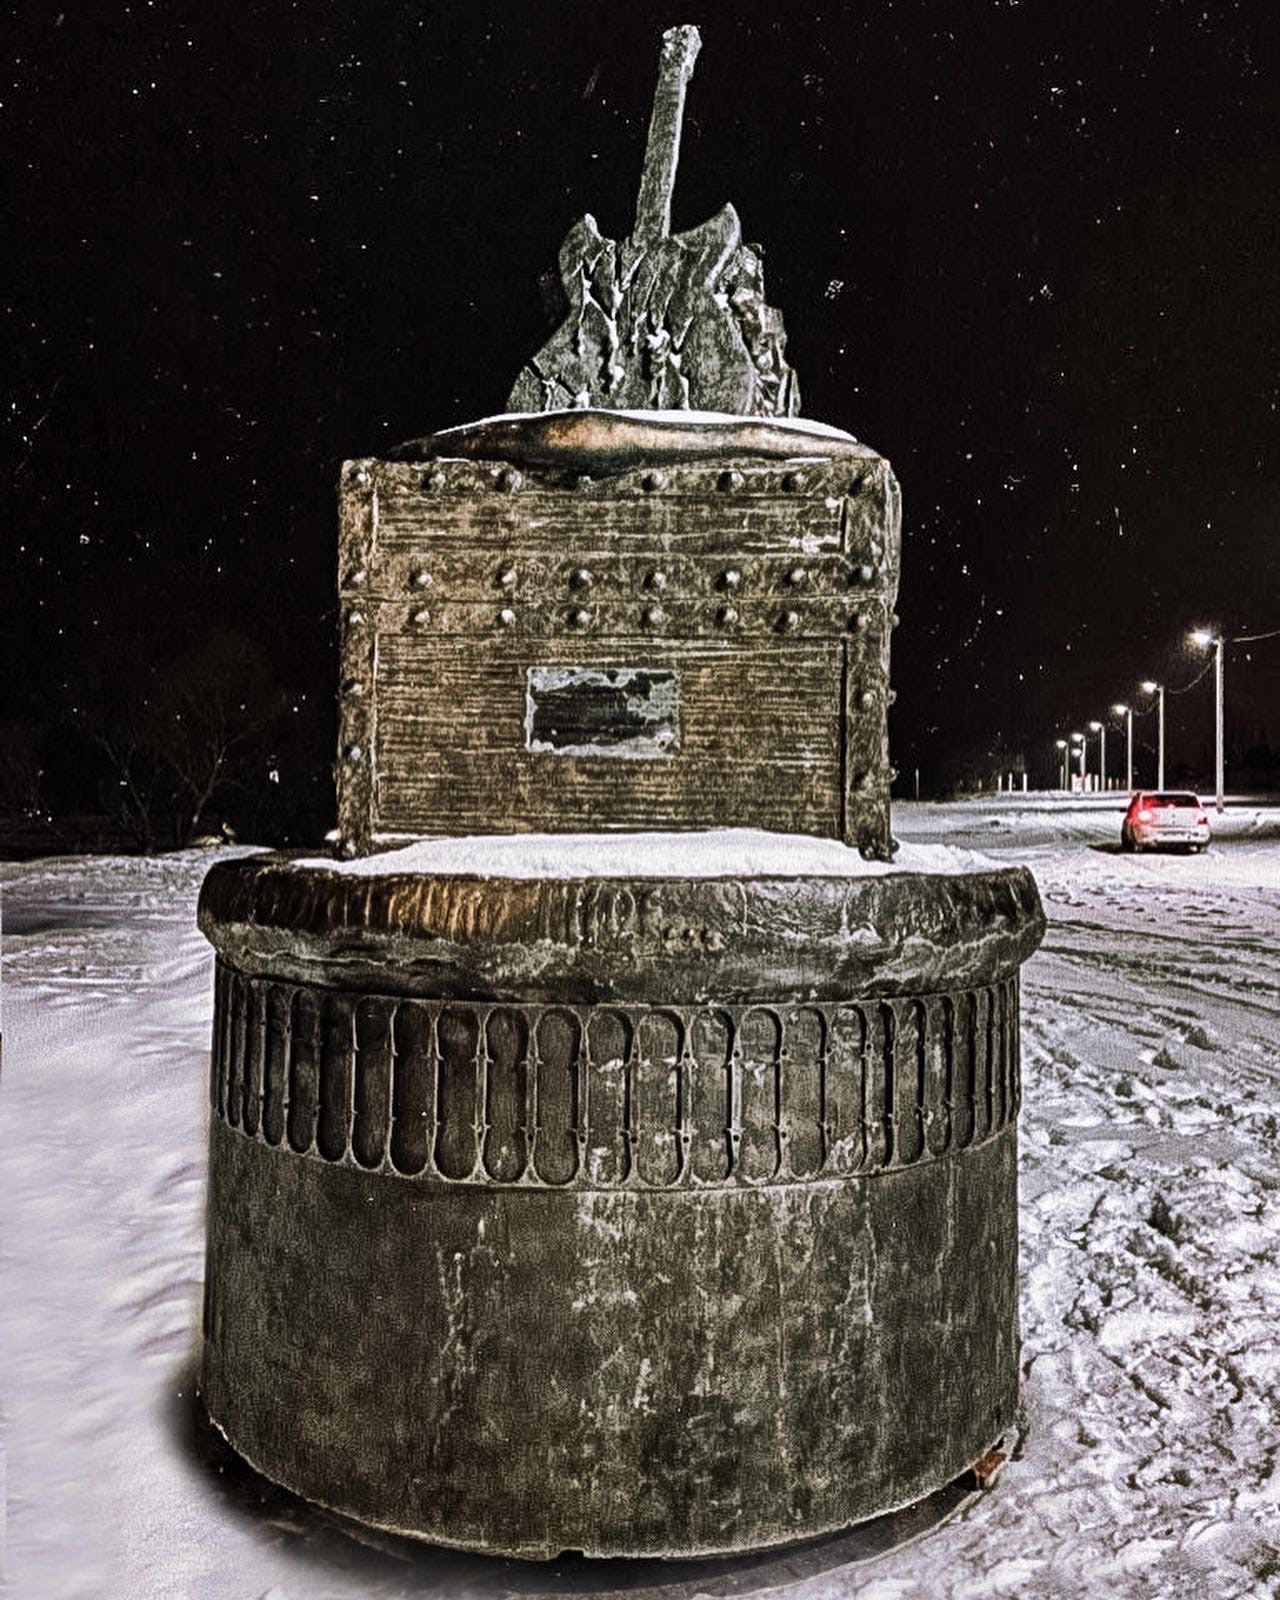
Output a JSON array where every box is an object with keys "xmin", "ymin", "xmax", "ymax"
[
  {"xmin": 400, "ymin": 563, "xmax": 881, "ymax": 593},
  {"xmin": 353, "ymin": 604, "xmax": 877, "ymax": 634},
  {"xmin": 407, "ymin": 466, "xmax": 866, "ymax": 496},
  {"xmin": 484, "ymin": 607, "xmax": 866, "ymax": 633},
  {"xmin": 419, "ymin": 466, "xmax": 522, "ymax": 493},
  {"xmin": 395, "ymin": 560, "xmax": 883, "ymax": 592}
]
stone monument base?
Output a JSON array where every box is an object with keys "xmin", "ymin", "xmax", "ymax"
[{"xmin": 196, "ymin": 831, "xmax": 1044, "ymax": 1559}]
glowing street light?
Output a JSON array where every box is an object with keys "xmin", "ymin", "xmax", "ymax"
[
  {"xmin": 1190, "ymin": 628, "xmax": 1224, "ymax": 813},
  {"xmin": 1089, "ymin": 719, "xmax": 1107, "ymax": 792},
  {"xmin": 1140, "ymin": 680, "xmax": 1165, "ymax": 789},
  {"xmin": 1112, "ymin": 703, "xmax": 1133, "ymax": 792},
  {"xmin": 1070, "ymin": 730, "xmax": 1086, "ymax": 786}
]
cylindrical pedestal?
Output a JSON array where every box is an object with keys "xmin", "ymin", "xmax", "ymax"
[{"xmin": 197, "ymin": 852, "xmax": 1044, "ymax": 1559}]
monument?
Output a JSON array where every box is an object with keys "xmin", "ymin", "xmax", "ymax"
[{"xmin": 196, "ymin": 25, "xmax": 1045, "ymax": 1560}]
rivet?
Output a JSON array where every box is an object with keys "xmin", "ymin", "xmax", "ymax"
[
  {"xmin": 337, "ymin": 837, "xmax": 359, "ymax": 860},
  {"xmin": 341, "ymin": 678, "xmax": 364, "ymax": 697},
  {"xmin": 570, "ymin": 567, "xmax": 594, "ymax": 590},
  {"xmin": 787, "ymin": 566, "xmax": 808, "ymax": 587},
  {"xmin": 344, "ymin": 567, "xmax": 367, "ymax": 589},
  {"xmin": 423, "ymin": 467, "xmax": 447, "ymax": 492},
  {"xmin": 778, "ymin": 609, "xmax": 800, "ymax": 632},
  {"xmin": 858, "ymin": 689, "xmax": 875, "ymax": 710},
  {"xmin": 412, "ymin": 568, "xmax": 433, "ymax": 588},
  {"xmin": 719, "ymin": 568, "xmax": 742, "ymax": 590},
  {"xmin": 345, "ymin": 744, "xmax": 363, "ymax": 763},
  {"xmin": 646, "ymin": 569, "xmax": 668, "ymax": 591},
  {"xmin": 888, "ymin": 688, "xmax": 898, "ymax": 705},
  {"xmin": 641, "ymin": 469, "xmax": 667, "ymax": 492},
  {"xmin": 346, "ymin": 609, "xmax": 366, "ymax": 628},
  {"xmin": 496, "ymin": 467, "xmax": 523, "ymax": 493},
  {"xmin": 782, "ymin": 470, "xmax": 805, "ymax": 493},
  {"xmin": 857, "ymin": 771, "xmax": 875, "ymax": 792},
  {"xmin": 570, "ymin": 607, "xmax": 592, "ymax": 628},
  {"xmin": 498, "ymin": 566, "xmax": 518, "ymax": 588},
  {"xmin": 352, "ymin": 467, "xmax": 371, "ymax": 487},
  {"xmin": 856, "ymin": 563, "xmax": 875, "ymax": 584},
  {"xmin": 719, "ymin": 469, "xmax": 745, "ymax": 492},
  {"xmin": 575, "ymin": 472, "xmax": 594, "ymax": 490},
  {"xmin": 891, "ymin": 612, "xmax": 901, "ymax": 628},
  {"xmin": 717, "ymin": 605, "xmax": 739, "ymax": 627},
  {"xmin": 848, "ymin": 611, "xmax": 866, "ymax": 631},
  {"xmin": 412, "ymin": 607, "xmax": 431, "ymax": 625},
  {"xmin": 498, "ymin": 607, "xmax": 516, "ymax": 627},
  {"xmin": 887, "ymin": 765, "xmax": 900, "ymax": 783},
  {"xmin": 643, "ymin": 605, "xmax": 666, "ymax": 627}
]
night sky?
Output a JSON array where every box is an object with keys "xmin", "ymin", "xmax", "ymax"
[{"xmin": 7, "ymin": 0, "xmax": 1279, "ymax": 820}]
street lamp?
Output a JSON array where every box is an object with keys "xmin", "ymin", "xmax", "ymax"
[
  {"xmin": 1089, "ymin": 720, "xmax": 1106, "ymax": 792},
  {"xmin": 1140, "ymin": 680, "xmax": 1165, "ymax": 789},
  {"xmin": 1070, "ymin": 731, "xmax": 1086, "ymax": 787},
  {"xmin": 1112, "ymin": 703, "xmax": 1133, "ymax": 792},
  {"xmin": 1190, "ymin": 628, "xmax": 1225, "ymax": 813},
  {"xmin": 1054, "ymin": 737, "xmax": 1068, "ymax": 791}
]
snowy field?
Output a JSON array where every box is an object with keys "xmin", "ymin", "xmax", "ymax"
[{"xmin": 2, "ymin": 797, "xmax": 1279, "ymax": 1600}]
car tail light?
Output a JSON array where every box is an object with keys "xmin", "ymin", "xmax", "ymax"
[{"xmin": 1135, "ymin": 805, "xmax": 1153, "ymax": 821}]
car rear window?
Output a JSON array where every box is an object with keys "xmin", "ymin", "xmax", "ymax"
[{"xmin": 1149, "ymin": 793, "xmax": 1201, "ymax": 808}]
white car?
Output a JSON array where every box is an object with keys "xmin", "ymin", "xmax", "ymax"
[{"xmin": 1121, "ymin": 791, "xmax": 1211, "ymax": 853}]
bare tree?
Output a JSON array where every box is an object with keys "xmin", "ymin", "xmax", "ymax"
[
  {"xmin": 0, "ymin": 719, "xmax": 51, "ymax": 847},
  {"xmin": 155, "ymin": 630, "xmax": 284, "ymax": 846},
  {"xmin": 64, "ymin": 629, "xmax": 285, "ymax": 851}
]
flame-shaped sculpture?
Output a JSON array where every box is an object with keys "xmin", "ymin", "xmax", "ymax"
[{"xmin": 509, "ymin": 25, "xmax": 800, "ymax": 416}]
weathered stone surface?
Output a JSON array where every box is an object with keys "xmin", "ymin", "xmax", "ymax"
[
  {"xmin": 507, "ymin": 26, "xmax": 800, "ymax": 417},
  {"xmin": 198, "ymin": 856, "xmax": 1044, "ymax": 1557},
  {"xmin": 335, "ymin": 422, "xmax": 902, "ymax": 860}
]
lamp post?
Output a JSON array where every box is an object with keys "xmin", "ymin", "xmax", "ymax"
[
  {"xmin": 1112, "ymin": 703, "xmax": 1133, "ymax": 792},
  {"xmin": 1071, "ymin": 731, "xmax": 1086, "ymax": 789},
  {"xmin": 1089, "ymin": 720, "xmax": 1107, "ymax": 792},
  {"xmin": 1055, "ymin": 737, "xmax": 1068, "ymax": 792},
  {"xmin": 1140, "ymin": 680, "xmax": 1165, "ymax": 789},
  {"xmin": 1190, "ymin": 629, "xmax": 1225, "ymax": 812}
]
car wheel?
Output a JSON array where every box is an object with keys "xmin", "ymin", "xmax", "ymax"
[{"xmin": 1120, "ymin": 833, "xmax": 1135, "ymax": 853}]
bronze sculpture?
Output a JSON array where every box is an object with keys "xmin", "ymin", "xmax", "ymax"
[{"xmin": 197, "ymin": 23, "xmax": 1045, "ymax": 1560}]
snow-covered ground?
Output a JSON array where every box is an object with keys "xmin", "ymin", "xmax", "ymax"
[{"xmin": 2, "ymin": 798, "xmax": 1278, "ymax": 1599}]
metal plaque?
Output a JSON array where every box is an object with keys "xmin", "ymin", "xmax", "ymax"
[{"xmin": 526, "ymin": 666, "xmax": 680, "ymax": 758}]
